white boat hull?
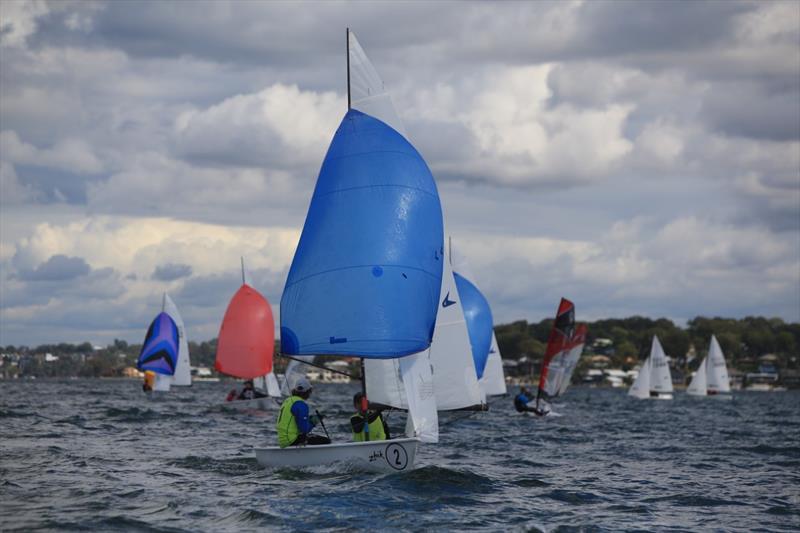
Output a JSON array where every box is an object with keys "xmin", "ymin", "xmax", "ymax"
[
  {"xmin": 650, "ymin": 392, "xmax": 673, "ymax": 400},
  {"xmin": 221, "ymin": 397, "xmax": 279, "ymax": 411},
  {"xmin": 254, "ymin": 437, "xmax": 420, "ymax": 472}
]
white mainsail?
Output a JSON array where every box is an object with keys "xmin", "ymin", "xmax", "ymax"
[
  {"xmin": 348, "ymin": 31, "xmax": 406, "ymax": 138},
  {"xmin": 686, "ymin": 356, "xmax": 708, "ymax": 396},
  {"xmin": 649, "ymin": 336, "xmax": 674, "ymax": 395},
  {"xmin": 399, "ymin": 352, "xmax": 439, "ymax": 443},
  {"xmin": 706, "ymin": 335, "xmax": 731, "ymax": 393},
  {"xmin": 164, "ymin": 293, "xmax": 192, "ymax": 387},
  {"xmin": 479, "ymin": 333, "xmax": 507, "ymax": 396},
  {"xmin": 628, "ymin": 355, "xmax": 651, "ymax": 399}
]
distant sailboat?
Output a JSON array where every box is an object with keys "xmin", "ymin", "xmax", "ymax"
[
  {"xmin": 628, "ymin": 335, "xmax": 674, "ymax": 400},
  {"xmin": 542, "ymin": 323, "xmax": 587, "ymax": 402},
  {"xmin": 139, "ymin": 294, "xmax": 191, "ymax": 393},
  {"xmin": 216, "ymin": 260, "xmax": 279, "ymax": 410},
  {"xmin": 532, "ymin": 298, "xmax": 578, "ymax": 415},
  {"xmin": 255, "ymin": 29, "xmax": 442, "ymax": 472},
  {"xmin": 687, "ymin": 335, "xmax": 731, "ymax": 399},
  {"xmin": 137, "ymin": 311, "xmax": 179, "ymax": 393},
  {"xmin": 449, "ymin": 241, "xmax": 505, "ymax": 400}
]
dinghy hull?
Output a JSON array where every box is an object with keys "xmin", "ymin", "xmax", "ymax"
[
  {"xmin": 255, "ymin": 437, "xmax": 420, "ymax": 472},
  {"xmin": 222, "ymin": 397, "xmax": 278, "ymax": 411}
]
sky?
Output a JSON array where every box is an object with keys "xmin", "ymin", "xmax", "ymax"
[{"xmin": 1, "ymin": 0, "xmax": 798, "ymax": 347}]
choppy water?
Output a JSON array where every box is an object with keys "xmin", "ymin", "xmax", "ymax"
[{"xmin": 1, "ymin": 379, "xmax": 799, "ymax": 532}]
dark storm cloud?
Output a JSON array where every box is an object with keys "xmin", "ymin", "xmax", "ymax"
[
  {"xmin": 18, "ymin": 254, "xmax": 90, "ymax": 281},
  {"xmin": 152, "ymin": 263, "xmax": 193, "ymax": 282}
]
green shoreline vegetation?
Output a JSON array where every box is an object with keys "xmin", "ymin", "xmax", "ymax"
[{"xmin": 2, "ymin": 316, "xmax": 798, "ymax": 385}]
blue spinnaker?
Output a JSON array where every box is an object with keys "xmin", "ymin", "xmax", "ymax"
[
  {"xmin": 281, "ymin": 109, "xmax": 444, "ymax": 358},
  {"xmin": 453, "ymin": 272, "xmax": 493, "ymax": 379},
  {"xmin": 137, "ymin": 312, "xmax": 179, "ymax": 375}
]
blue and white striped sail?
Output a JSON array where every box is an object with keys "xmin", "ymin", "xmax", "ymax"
[
  {"xmin": 453, "ymin": 272, "xmax": 494, "ymax": 379},
  {"xmin": 137, "ymin": 312, "xmax": 180, "ymax": 376},
  {"xmin": 280, "ymin": 39, "xmax": 444, "ymax": 359}
]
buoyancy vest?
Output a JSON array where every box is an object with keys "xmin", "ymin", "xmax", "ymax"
[
  {"xmin": 350, "ymin": 411, "xmax": 387, "ymax": 442},
  {"xmin": 277, "ymin": 395, "xmax": 302, "ymax": 448}
]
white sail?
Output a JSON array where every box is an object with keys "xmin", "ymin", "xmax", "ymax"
[
  {"xmin": 265, "ymin": 372, "xmax": 281, "ymax": 397},
  {"xmin": 558, "ymin": 337, "xmax": 585, "ymax": 395},
  {"xmin": 429, "ymin": 242, "xmax": 484, "ymax": 409},
  {"xmin": 348, "ymin": 30, "xmax": 407, "ymax": 138},
  {"xmin": 687, "ymin": 357, "xmax": 708, "ymax": 396},
  {"xmin": 164, "ymin": 293, "xmax": 192, "ymax": 387},
  {"xmin": 399, "ymin": 351, "xmax": 438, "ymax": 443},
  {"xmin": 479, "ymin": 333, "xmax": 507, "ymax": 396},
  {"xmin": 706, "ymin": 335, "xmax": 731, "ymax": 393},
  {"xmin": 153, "ymin": 372, "xmax": 171, "ymax": 392},
  {"xmin": 649, "ymin": 335, "xmax": 674, "ymax": 394},
  {"xmin": 364, "ymin": 357, "xmax": 407, "ymax": 409},
  {"xmin": 281, "ymin": 355, "xmax": 316, "ymax": 395},
  {"xmin": 628, "ymin": 356, "xmax": 651, "ymax": 398},
  {"xmin": 365, "ymin": 242, "xmax": 484, "ymax": 410}
]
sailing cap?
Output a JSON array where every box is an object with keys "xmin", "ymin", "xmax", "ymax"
[{"xmin": 294, "ymin": 377, "xmax": 312, "ymax": 393}]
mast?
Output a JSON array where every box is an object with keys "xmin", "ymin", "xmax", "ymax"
[
  {"xmin": 161, "ymin": 292, "xmax": 166, "ymax": 312},
  {"xmin": 240, "ymin": 256, "xmax": 246, "ymax": 285},
  {"xmin": 346, "ymin": 27, "xmax": 351, "ymax": 110},
  {"xmin": 360, "ymin": 359, "xmax": 370, "ymax": 441}
]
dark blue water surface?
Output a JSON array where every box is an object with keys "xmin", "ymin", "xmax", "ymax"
[{"xmin": 1, "ymin": 380, "xmax": 799, "ymax": 532}]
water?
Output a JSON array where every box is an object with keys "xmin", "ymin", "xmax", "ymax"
[{"xmin": 1, "ymin": 380, "xmax": 799, "ymax": 532}]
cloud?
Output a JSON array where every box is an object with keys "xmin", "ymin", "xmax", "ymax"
[
  {"xmin": 0, "ymin": 130, "xmax": 104, "ymax": 174},
  {"xmin": 17, "ymin": 254, "xmax": 90, "ymax": 281},
  {"xmin": 152, "ymin": 263, "xmax": 192, "ymax": 281},
  {"xmin": 174, "ymin": 83, "xmax": 342, "ymax": 169}
]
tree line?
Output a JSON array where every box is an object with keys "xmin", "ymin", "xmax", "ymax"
[{"xmin": 2, "ymin": 315, "xmax": 798, "ymax": 378}]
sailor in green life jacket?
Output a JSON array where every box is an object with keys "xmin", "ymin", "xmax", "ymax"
[
  {"xmin": 276, "ymin": 377, "xmax": 331, "ymax": 448},
  {"xmin": 350, "ymin": 392, "xmax": 390, "ymax": 442}
]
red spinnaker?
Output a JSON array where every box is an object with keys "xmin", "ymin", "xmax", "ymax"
[
  {"xmin": 536, "ymin": 298, "xmax": 575, "ymax": 406},
  {"xmin": 215, "ymin": 284, "xmax": 275, "ymax": 379}
]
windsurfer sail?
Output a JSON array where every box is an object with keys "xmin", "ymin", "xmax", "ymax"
[{"xmin": 532, "ymin": 298, "xmax": 576, "ymax": 416}]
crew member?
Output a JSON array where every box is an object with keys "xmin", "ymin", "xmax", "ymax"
[
  {"xmin": 350, "ymin": 392, "xmax": 389, "ymax": 442},
  {"xmin": 237, "ymin": 379, "xmax": 267, "ymax": 400},
  {"xmin": 276, "ymin": 377, "xmax": 331, "ymax": 448},
  {"xmin": 514, "ymin": 386, "xmax": 545, "ymax": 415}
]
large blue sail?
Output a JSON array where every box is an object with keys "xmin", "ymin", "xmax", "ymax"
[
  {"xmin": 281, "ymin": 109, "xmax": 444, "ymax": 358},
  {"xmin": 453, "ymin": 272, "xmax": 493, "ymax": 378},
  {"xmin": 137, "ymin": 312, "xmax": 179, "ymax": 375}
]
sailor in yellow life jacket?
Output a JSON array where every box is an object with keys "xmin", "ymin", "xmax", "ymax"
[
  {"xmin": 350, "ymin": 392, "xmax": 390, "ymax": 442},
  {"xmin": 276, "ymin": 377, "xmax": 331, "ymax": 448}
]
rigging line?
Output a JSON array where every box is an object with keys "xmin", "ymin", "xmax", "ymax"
[{"xmin": 278, "ymin": 353, "xmax": 360, "ymax": 380}]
